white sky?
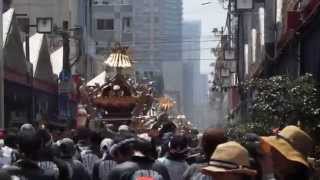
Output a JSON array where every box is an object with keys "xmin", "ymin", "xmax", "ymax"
[{"xmin": 183, "ymin": 0, "xmax": 227, "ymax": 73}]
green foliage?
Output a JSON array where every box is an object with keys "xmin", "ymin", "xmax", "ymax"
[{"xmin": 227, "ymin": 74, "xmax": 320, "ymax": 144}]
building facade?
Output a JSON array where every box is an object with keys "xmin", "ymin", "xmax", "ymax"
[
  {"xmin": 215, "ymin": 0, "xmax": 320, "ymax": 122},
  {"xmin": 92, "ymin": 0, "xmax": 161, "ymax": 73},
  {"xmin": 10, "ymin": 0, "xmax": 96, "ymax": 126},
  {"xmin": 182, "ymin": 21, "xmax": 201, "ymax": 122},
  {"xmin": 158, "ymin": 0, "xmax": 183, "ymax": 110},
  {"xmin": 12, "ymin": 0, "xmax": 97, "ymax": 81}
]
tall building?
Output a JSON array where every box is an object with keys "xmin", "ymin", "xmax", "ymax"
[
  {"xmin": 92, "ymin": 0, "xmax": 161, "ymax": 73},
  {"xmin": 193, "ymin": 74, "xmax": 210, "ymax": 129},
  {"xmin": 159, "ymin": 0, "xmax": 183, "ymax": 111},
  {"xmin": 182, "ymin": 20, "xmax": 219, "ymax": 130},
  {"xmin": 159, "ymin": 0, "xmax": 183, "ymax": 62},
  {"xmin": 182, "ymin": 20, "xmax": 201, "ymax": 121}
]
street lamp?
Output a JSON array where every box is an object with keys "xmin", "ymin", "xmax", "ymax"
[{"xmin": 36, "ymin": 17, "xmax": 53, "ymax": 33}]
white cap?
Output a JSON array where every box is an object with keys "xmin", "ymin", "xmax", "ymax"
[{"xmin": 118, "ymin": 125, "xmax": 129, "ymax": 132}]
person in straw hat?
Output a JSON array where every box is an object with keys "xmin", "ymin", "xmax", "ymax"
[
  {"xmin": 201, "ymin": 141, "xmax": 257, "ymax": 180},
  {"xmin": 258, "ymin": 125, "xmax": 314, "ymax": 180}
]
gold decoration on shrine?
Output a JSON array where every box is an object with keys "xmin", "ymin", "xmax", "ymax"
[
  {"xmin": 104, "ymin": 43, "xmax": 132, "ymax": 68},
  {"xmin": 158, "ymin": 96, "xmax": 175, "ymax": 111}
]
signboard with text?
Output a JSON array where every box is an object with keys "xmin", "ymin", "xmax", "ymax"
[{"xmin": 236, "ymin": 0, "xmax": 253, "ymax": 10}]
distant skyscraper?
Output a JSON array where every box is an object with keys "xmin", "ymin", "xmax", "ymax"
[
  {"xmin": 159, "ymin": 0, "xmax": 183, "ymax": 62},
  {"xmin": 182, "ymin": 20, "xmax": 201, "ymax": 121},
  {"xmin": 91, "ymin": 0, "xmax": 162, "ymax": 72},
  {"xmin": 160, "ymin": 0, "xmax": 184, "ymax": 111}
]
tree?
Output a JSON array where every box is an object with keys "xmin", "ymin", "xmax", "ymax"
[{"xmin": 227, "ymin": 74, "xmax": 320, "ymax": 148}]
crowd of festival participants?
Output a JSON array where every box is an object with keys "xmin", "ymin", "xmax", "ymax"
[{"xmin": 0, "ymin": 122, "xmax": 319, "ymax": 180}]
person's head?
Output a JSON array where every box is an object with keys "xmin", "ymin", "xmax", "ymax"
[
  {"xmin": 133, "ymin": 137, "xmax": 157, "ymax": 160},
  {"xmin": 110, "ymin": 135, "xmax": 135, "ymax": 163},
  {"xmin": 58, "ymin": 138, "xmax": 76, "ymax": 159},
  {"xmin": 90, "ymin": 131, "xmax": 102, "ymax": 146},
  {"xmin": 167, "ymin": 134, "xmax": 189, "ymax": 160},
  {"xmin": 20, "ymin": 123, "xmax": 36, "ymax": 136},
  {"xmin": 262, "ymin": 125, "xmax": 313, "ymax": 180},
  {"xmin": 36, "ymin": 129, "xmax": 53, "ymax": 148},
  {"xmin": 202, "ymin": 141, "xmax": 257, "ymax": 180},
  {"xmin": 201, "ymin": 128, "xmax": 227, "ymax": 160},
  {"xmin": 118, "ymin": 125, "xmax": 130, "ymax": 134},
  {"xmin": 100, "ymin": 138, "xmax": 113, "ymax": 155},
  {"xmin": 17, "ymin": 131, "xmax": 41, "ymax": 160}
]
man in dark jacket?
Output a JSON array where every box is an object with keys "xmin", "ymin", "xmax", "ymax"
[
  {"xmin": 157, "ymin": 135, "xmax": 189, "ymax": 180},
  {"xmin": 3, "ymin": 131, "xmax": 57, "ymax": 180},
  {"xmin": 58, "ymin": 138, "xmax": 91, "ymax": 180},
  {"xmin": 0, "ymin": 170, "xmax": 12, "ymax": 180},
  {"xmin": 92, "ymin": 138, "xmax": 117, "ymax": 180},
  {"xmin": 37, "ymin": 129, "xmax": 72, "ymax": 180},
  {"xmin": 107, "ymin": 138, "xmax": 171, "ymax": 180}
]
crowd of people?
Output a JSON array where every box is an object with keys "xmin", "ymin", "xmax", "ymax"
[{"xmin": 0, "ymin": 122, "xmax": 318, "ymax": 180}]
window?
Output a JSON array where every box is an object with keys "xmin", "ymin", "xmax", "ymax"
[
  {"xmin": 122, "ymin": 17, "xmax": 132, "ymax": 32},
  {"xmin": 93, "ymin": 0, "xmax": 111, "ymax": 5},
  {"xmin": 120, "ymin": 0, "xmax": 131, "ymax": 5},
  {"xmin": 97, "ymin": 19, "xmax": 114, "ymax": 30}
]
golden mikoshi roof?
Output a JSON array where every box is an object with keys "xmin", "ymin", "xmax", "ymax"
[{"xmin": 104, "ymin": 46, "xmax": 132, "ymax": 68}]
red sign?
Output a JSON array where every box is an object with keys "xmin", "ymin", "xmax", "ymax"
[
  {"xmin": 137, "ymin": 177, "xmax": 155, "ymax": 180},
  {"xmin": 287, "ymin": 11, "xmax": 301, "ymax": 30}
]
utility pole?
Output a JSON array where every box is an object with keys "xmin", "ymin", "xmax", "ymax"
[
  {"xmin": 0, "ymin": 0, "xmax": 4, "ymax": 128},
  {"xmin": 62, "ymin": 21, "xmax": 71, "ymax": 74}
]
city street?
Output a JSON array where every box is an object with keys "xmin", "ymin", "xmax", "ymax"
[{"xmin": 0, "ymin": 0, "xmax": 320, "ymax": 180}]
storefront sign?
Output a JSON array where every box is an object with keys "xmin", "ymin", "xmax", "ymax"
[{"xmin": 236, "ymin": 0, "xmax": 253, "ymax": 10}]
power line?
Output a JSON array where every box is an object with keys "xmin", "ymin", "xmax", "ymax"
[
  {"xmin": 97, "ymin": 47, "xmax": 213, "ymax": 51},
  {"xmin": 158, "ymin": 35, "xmax": 215, "ymax": 39},
  {"xmin": 94, "ymin": 58, "xmax": 215, "ymax": 62},
  {"xmin": 133, "ymin": 59, "xmax": 216, "ymax": 62},
  {"xmin": 95, "ymin": 39, "xmax": 219, "ymax": 46}
]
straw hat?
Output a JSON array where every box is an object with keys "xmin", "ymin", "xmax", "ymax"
[
  {"xmin": 262, "ymin": 125, "xmax": 313, "ymax": 167},
  {"xmin": 202, "ymin": 141, "xmax": 257, "ymax": 176}
]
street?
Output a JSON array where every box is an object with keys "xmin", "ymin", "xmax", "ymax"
[{"xmin": 0, "ymin": 0, "xmax": 320, "ymax": 180}]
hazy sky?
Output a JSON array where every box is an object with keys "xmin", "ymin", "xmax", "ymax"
[{"xmin": 183, "ymin": 0, "xmax": 227, "ymax": 73}]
